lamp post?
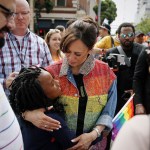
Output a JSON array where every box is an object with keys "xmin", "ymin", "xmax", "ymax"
[
  {"xmin": 98, "ymin": 0, "xmax": 101, "ymax": 25},
  {"xmin": 29, "ymin": 0, "xmax": 34, "ymax": 32}
]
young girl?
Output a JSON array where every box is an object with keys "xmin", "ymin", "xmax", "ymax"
[{"xmin": 9, "ymin": 66, "xmax": 99, "ymax": 150}]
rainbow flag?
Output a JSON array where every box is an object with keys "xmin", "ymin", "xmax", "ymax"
[{"xmin": 112, "ymin": 94, "xmax": 134, "ymax": 141}]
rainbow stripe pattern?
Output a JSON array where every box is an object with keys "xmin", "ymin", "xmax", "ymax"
[{"xmin": 112, "ymin": 94, "xmax": 134, "ymax": 141}]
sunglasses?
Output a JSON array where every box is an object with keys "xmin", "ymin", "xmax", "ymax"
[
  {"xmin": 120, "ymin": 32, "xmax": 135, "ymax": 39},
  {"xmin": 0, "ymin": 4, "xmax": 15, "ymax": 20}
]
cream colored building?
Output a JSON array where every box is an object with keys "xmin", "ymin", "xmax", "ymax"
[
  {"xmin": 28, "ymin": 0, "xmax": 97, "ymax": 35},
  {"xmin": 135, "ymin": 0, "xmax": 150, "ymax": 24}
]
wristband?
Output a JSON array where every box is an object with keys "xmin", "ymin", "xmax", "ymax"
[{"xmin": 93, "ymin": 127, "xmax": 101, "ymax": 137}]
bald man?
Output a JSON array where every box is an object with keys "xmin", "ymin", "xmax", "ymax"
[
  {"xmin": 1, "ymin": 0, "xmax": 53, "ymax": 96},
  {"xmin": 0, "ymin": 0, "xmax": 23, "ymax": 149}
]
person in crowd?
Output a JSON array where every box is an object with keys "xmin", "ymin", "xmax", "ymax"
[
  {"xmin": 0, "ymin": 0, "xmax": 52, "ymax": 96},
  {"xmin": 105, "ymin": 22, "xmax": 145, "ymax": 114},
  {"xmin": 0, "ymin": 0, "xmax": 23, "ymax": 149},
  {"xmin": 113, "ymin": 30, "xmax": 120, "ymax": 47},
  {"xmin": 133, "ymin": 48, "xmax": 150, "ymax": 114},
  {"xmin": 9, "ymin": 66, "xmax": 101, "ymax": 150},
  {"xmin": 55, "ymin": 25, "xmax": 65, "ymax": 37},
  {"xmin": 147, "ymin": 39, "xmax": 150, "ymax": 49},
  {"xmin": 21, "ymin": 17, "xmax": 117, "ymax": 150},
  {"xmin": 134, "ymin": 31, "xmax": 148, "ymax": 46},
  {"xmin": 99, "ymin": 23, "xmax": 111, "ymax": 39},
  {"xmin": 146, "ymin": 32, "xmax": 150, "ymax": 46},
  {"xmin": 94, "ymin": 23, "xmax": 112, "ymax": 48},
  {"xmin": 111, "ymin": 115, "xmax": 150, "ymax": 150},
  {"xmin": 9, "ymin": 66, "xmax": 72, "ymax": 150},
  {"xmin": 45, "ymin": 29, "xmax": 64, "ymax": 63},
  {"xmin": 104, "ymin": 22, "xmax": 145, "ymax": 150},
  {"xmin": 93, "ymin": 23, "xmax": 118, "ymax": 59}
]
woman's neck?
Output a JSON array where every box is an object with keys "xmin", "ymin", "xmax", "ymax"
[
  {"xmin": 51, "ymin": 50, "xmax": 61, "ymax": 61},
  {"xmin": 52, "ymin": 56, "xmax": 61, "ymax": 62},
  {"xmin": 71, "ymin": 66, "xmax": 81, "ymax": 75}
]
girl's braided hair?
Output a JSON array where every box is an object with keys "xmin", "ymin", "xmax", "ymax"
[{"xmin": 9, "ymin": 66, "xmax": 64, "ymax": 116}]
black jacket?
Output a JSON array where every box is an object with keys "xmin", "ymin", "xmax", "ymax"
[
  {"xmin": 105, "ymin": 43, "xmax": 145, "ymax": 113},
  {"xmin": 133, "ymin": 48, "xmax": 150, "ymax": 114}
]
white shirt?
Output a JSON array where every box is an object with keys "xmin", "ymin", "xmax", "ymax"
[{"xmin": 0, "ymin": 84, "xmax": 23, "ymax": 150}]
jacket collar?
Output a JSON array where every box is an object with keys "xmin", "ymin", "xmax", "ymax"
[{"xmin": 59, "ymin": 54, "xmax": 95, "ymax": 77}]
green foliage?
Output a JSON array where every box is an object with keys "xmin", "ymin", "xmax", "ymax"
[
  {"xmin": 93, "ymin": 5, "xmax": 98, "ymax": 14},
  {"xmin": 44, "ymin": 0, "xmax": 54, "ymax": 13},
  {"xmin": 93, "ymin": 0, "xmax": 117, "ymax": 24},
  {"xmin": 135, "ymin": 17, "xmax": 150, "ymax": 34},
  {"xmin": 34, "ymin": 0, "xmax": 54, "ymax": 13},
  {"xmin": 35, "ymin": 0, "xmax": 44, "ymax": 11}
]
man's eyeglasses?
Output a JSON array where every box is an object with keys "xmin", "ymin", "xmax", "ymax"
[
  {"xmin": 0, "ymin": 4, "xmax": 15, "ymax": 20},
  {"xmin": 120, "ymin": 32, "xmax": 135, "ymax": 39},
  {"xmin": 15, "ymin": 11, "xmax": 30, "ymax": 17}
]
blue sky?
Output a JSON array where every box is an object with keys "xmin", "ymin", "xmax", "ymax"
[{"xmin": 111, "ymin": 0, "xmax": 138, "ymax": 34}]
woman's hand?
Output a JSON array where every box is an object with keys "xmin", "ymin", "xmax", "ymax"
[
  {"xmin": 23, "ymin": 106, "xmax": 61, "ymax": 131},
  {"xmin": 67, "ymin": 131, "xmax": 97, "ymax": 150},
  {"xmin": 67, "ymin": 125, "xmax": 105, "ymax": 150}
]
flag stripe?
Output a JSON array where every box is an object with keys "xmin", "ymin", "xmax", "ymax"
[{"xmin": 112, "ymin": 94, "xmax": 134, "ymax": 141}]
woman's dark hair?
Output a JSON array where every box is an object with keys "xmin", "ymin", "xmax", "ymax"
[
  {"xmin": 61, "ymin": 17, "xmax": 98, "ymax": 53},
  {"xmin": 117, "ymin": 22, "xmax": 135, "ymax": 35},
  {"xmin": 9, "ymin": 66, "xmax": 64, "ymax": 116}
]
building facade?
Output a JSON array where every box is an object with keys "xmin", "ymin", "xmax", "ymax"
[
  {"xmin": 135, "ymin": 0, "xmax": 150, "ymax": 24},
  {"xmin": 28, "ymin": 0, "xmax": 97, "ymax": 36}
]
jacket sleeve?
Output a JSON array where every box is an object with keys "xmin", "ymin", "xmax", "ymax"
[
  {"xmin": 95, "ymin": 79, "xmax": 117, "ymax": 131},
  {"xmin": 133, "ymin": 49, "xmax": 148, "ymax": 105}
]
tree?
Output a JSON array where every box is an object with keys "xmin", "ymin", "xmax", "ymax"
[
  {"xmin": 135, "ymin": 17, "xmax": 150, "ymax": 34},
  {"xmin": 35, "ymin": 0, "xmax": 54, "ymax": 13},
  {"xmin": 44, "ymin": 0, "xmax": 54, "ymax": 13},
  {"xmin": 93, "ymin": 0, "xmax": 117, "ymax": 24}
]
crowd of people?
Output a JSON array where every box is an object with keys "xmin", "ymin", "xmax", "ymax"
[{"xmin": 0, "ymin": 0, "xmax": 150, "ymax": 150}]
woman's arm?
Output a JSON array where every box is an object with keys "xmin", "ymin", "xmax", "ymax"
[
  {"xmin": 96, "ymin": 79, "xmax": 117, "ymax": 131},
  {"xmin": 23, "ymin": 106, "xmax": 62, "ymax": 131}
]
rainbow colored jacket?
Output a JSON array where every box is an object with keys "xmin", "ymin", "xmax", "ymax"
[{"xmin": 46, "ymin": 54, "xmax": 117, "ymax": 133}]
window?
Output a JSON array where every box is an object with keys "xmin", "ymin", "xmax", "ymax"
[{"xmin": 57, "ymin": 0, "xmax": 65, "ymax": 7}]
